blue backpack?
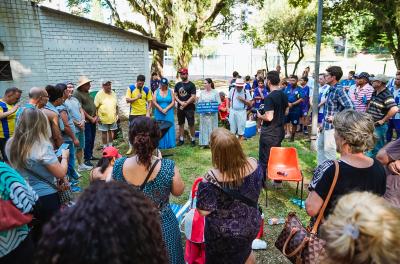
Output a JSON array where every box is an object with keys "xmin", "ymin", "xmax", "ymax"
[{"xmin": 129, "ymin": 84, "xmax": 150, "ymax": 98}]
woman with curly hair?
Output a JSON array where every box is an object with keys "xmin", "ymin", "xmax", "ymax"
[
  {"xmin": 112, "ymin": 116, "xmax": 185, "ymax": 264},
  {"xmin": 35, "ymin": 181, "xmax": 168, "ymax": 264},
  {"xmin": 306, "ymin": 109, "xmax": 387, "ymax": 220},
  {"xmin": 321, "ymin": 192, "xmax": 400, "ymax": 264}
]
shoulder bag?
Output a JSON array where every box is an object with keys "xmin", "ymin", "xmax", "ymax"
[
  {"xmin": 204, "ymin": 170, "xmax": 258, "ymax": 210},
  {"xmin": 275, "ymin": 160, "xmax": 339, "ymax": 264},
  {"xmin": 28, "ymin": 169, "xmax": 73, "ymax": 207}
]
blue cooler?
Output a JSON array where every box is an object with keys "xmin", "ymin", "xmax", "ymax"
[{"xmin": 244, "ymin": 121, "xmax": 257, "ymax": 138}]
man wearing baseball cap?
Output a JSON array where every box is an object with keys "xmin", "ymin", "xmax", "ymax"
[
  {"xmin": 348, "ymin": 72, "xmax": 374, "ymax": 112},
  {"xmin": 174, "ymin": 68, "xmax": 197, "ymax": 146},
  {"xmin": 227, "ymin": 78, "xmax": 252, "ymax": 140},
  {"xmin": 367, "ymin": 74, "xmax": 398, "ymax": 157}
]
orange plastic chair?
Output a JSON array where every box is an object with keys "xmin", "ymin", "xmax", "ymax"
[{"xmin": 266, "ymin": 147, "xmax": 304, "ymax": 207}]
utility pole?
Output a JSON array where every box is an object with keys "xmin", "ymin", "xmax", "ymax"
[{"xmin": 311, "ymin": 0, "xmax": 323, "ymax": 151}]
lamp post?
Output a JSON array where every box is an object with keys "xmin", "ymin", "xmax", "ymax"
[{"xmin": 311, "ymin": 0, "xmax": 323, "ymax": 151}]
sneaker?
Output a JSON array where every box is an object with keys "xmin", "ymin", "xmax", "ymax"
[
  {"xmin": 126, "ymin": 147, "xmax": 133, "ymax": 155},
  {"xmin": 177, "ymin": 140, "xmax": 184, "ymax": 146},
  {"xmin": 78, "ymin": 163, "xmax": 93, "ymax": 172},
  {"xmin": 84, "ymin": 160, "xmax": 94, "ymax": 167},
  {"xmin": 191, "ymin": 140, "xmax": 196, "ymax": 147},
  {"xmin": 284, "ymin": 134, "xmax": 290, "ymax": 139},
  {"xmin": 70, "ymin": 185, "xmax": 81, "ymax": 193}
]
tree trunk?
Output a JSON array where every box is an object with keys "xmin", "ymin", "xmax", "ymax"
[
  {"xmin": 393, "ymin": 49, "xmax": 400, "ymax": 69},
  {"xmin": 283, "ymin": 53, "xmax": 289, "ymax": 78},
  {"xmin": 292, "ymin": 42, "xmax": 305, "ymax": 76},
  {"xmin": 264, "ymin": 49, "xmax": 269, "ymax": 72},
  {"xmin": 151, "ymin": 50, "xmax": 164, "ymax": 77}
]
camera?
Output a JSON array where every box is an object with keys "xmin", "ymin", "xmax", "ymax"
[{"xmin": 251, "ymin": 104, "xmax": 265, "ymax": 115}]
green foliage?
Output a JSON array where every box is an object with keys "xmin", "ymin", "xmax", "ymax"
[
  {"xmin": 323, "ymin": 0, "xmax": 400, "ymax": 66},
  {"xmin": 243, "ymin": 0, "xmax": 316, "ymax": 77}
]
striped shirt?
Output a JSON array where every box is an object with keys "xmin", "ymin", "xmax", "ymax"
[
  {"xmin": 323, "ymin": 83, "xmax": 354, "ymax": 130},
  {"xmin": 348, "ymin": 83, "xmax": 374, "ymax": 112},
  {"xmin": 367, "ymin": 88, "xmax": 397, "ymax": 122},
  {"xmin": 0, "ymin": 162, "xmax": 37, "ymax": 257},
  {"xmin": 0, "ymin": 100, "xmax": 17, "ymax": 139}
]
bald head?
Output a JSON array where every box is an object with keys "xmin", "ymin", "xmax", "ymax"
[
  {"xmin": 28, "ymin": 87, "xmax": 48, "ymax": 109},
  {"xmin": 29, "ymin": 87, "xmax": 47, "ymax": 99}
]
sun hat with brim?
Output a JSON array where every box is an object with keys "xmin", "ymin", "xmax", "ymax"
[
  {"xmin": 76, "ymin": 76, "xmax": 92, "ymax": 88},
  {"xmin": 235, "ymin": 78, "xmax": 245, "ymax": 87},
  {"xmin": 370, "ymin": 74, "xmax": 390, "ymax": 84},
  {"xmin": 102, "ymin": 146, "xmax": 122, "ymax": 159}
]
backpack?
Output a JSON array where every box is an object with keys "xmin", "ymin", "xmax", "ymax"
[{"xmin": 129, "ymin": 84, "xmax": 150, "ymax": 98}]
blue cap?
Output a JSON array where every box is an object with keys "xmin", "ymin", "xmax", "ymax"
[{"xmin": 160, "ymin": 77, "xmax": 169, "ymax": 86}]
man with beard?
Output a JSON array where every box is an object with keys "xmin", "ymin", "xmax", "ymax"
[{"xmin": 174, "ymin": 68, "xmax": 197, "ymax": 146}]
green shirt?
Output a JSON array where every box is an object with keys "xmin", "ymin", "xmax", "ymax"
[{"xmin": 73, "ymin": 89, "xmax": 96, "ymax": 117}]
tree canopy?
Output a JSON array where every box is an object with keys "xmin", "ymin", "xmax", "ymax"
[{"xmin": 66, "ymin": 0, "xmax": 263, "ymax": 75}]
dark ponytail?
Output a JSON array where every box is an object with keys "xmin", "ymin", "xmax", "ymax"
[
  {"xmin": 129, "ymin": 117, "xmax": 161, "ymax": 168},
  {"xmin": 96, "ymin": 157, "xmax": 112, "ymax": 174},
  {"xmin": 205, "ymin": 78, "xmax": 214, "ymax": 89}
]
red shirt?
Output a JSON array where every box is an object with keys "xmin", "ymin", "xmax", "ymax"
[{"xmin": 218, "ymin": 98, "xmax": 229, "ymax": 120}]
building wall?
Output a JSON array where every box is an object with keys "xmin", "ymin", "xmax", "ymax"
[
  {"xmin": 0, "ymin": 0, "xmax": 49, "ymax": 93},
  {"xmin": 0, "ymin": 0, "xmax": 150, "ymax": 116}
]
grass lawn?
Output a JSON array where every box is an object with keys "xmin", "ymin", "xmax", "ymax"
[{"xmin": 79, "ymin": 125, "xmax": 317, "ymax": 264}]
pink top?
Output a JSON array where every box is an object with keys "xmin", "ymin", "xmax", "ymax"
[{"xmin": 348, "ymin": 83, "xmax": 374, "ymax": 112}]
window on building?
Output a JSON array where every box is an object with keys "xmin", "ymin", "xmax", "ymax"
[{"xmin": 0, "ymin": 61, "xmax": 13, "ymax": 81}]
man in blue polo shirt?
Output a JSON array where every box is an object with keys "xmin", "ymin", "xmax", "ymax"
[{"xmin": 284, "ymin": 75, "xmax": 304, "ymax": 141}]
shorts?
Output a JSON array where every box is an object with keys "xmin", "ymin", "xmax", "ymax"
[
  {"xmin": 75, "ymin": 130, "xmax": 85, "ymax": 150},
  {"xmin": 177, "ymin": 108, "xmax": 195, "ymax": 126},
  {"xmin": 286, "ymin": 111, "xmax": 300, "ymax": 125},
  {"xmin": 301, "ymin": 105, "xmax": 309, "ymax": 116},
  {"xmin": 229, "ymin": 109, "xmax": 247, "ymax": 136},
  {"xmin": 98, "ymin": 122, "xmax": 118, "ymax": 132}
]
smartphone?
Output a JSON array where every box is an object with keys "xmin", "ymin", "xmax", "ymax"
[{"xmin": 55, "ymin": 143, "xmax": 69, "ymax": 157}]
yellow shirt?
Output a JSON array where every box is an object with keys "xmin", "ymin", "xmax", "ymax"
[
  {"xmin": 94, "ymin": 90, "xmax": 117, "ymax": 124},
  {"xmin": 0, "ymin": 99, "xmax": 16, "ymax": 139},
  {"xmin": 126, "ymin": 86, "xmax": 152, "ymax": 116}
]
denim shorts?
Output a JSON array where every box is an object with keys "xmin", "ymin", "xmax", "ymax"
[{"xmin": 98, "ymin": 122, "xmax": 118, "ymax": 132}]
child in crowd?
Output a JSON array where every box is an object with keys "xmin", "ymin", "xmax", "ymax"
[
  {"xmin": 252, "ymin": 78, "xmax": 268, "ymax": 131},
  {"xmin": 245, "ymin": 75, "xmax": 252, "ymax": 96},
  {"xmin": 299, "ymin": 76, "xmax": 310, "ymax": 134},
  {"xmin": 90, "ymin": 146, "xmax": 121, "ymax": 182}
]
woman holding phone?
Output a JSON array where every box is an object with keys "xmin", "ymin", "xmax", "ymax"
[{"xmin": 6, "ymin": 108, "xmax": 69, "ymax": 243}]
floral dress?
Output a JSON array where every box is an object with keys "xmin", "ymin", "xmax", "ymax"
[
  {"xmin": 196, "ymin": 162, "xmax": 264, "ymax": 264},
  {"xmin": 112, "ymin": 157, "xmax": 185, "ymax": 264}
]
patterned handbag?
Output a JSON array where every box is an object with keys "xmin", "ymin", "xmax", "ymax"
[
  {"xmin": 275, "ymin": 160, "xmax": 339, "ymax": 264},
  {"xmin": 28, "ymin": 169, "xmax": 73, "ymax": 207}
]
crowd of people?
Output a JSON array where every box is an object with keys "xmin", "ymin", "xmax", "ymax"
[{"xmin": 1, "ymin": 65, "xmax": 400, "ymax": 264}]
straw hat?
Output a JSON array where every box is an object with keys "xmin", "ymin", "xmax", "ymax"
[{"xmin": 76, "ymin": 76, "xmax": 92, "ymax": 88}]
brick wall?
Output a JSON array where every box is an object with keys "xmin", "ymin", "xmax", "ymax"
[
  {"xmin": 0, "ymin": 0, "xmax": 49, "ymax": 93},
  {"xmin": 0, "ymin": 0, "xmax": 151, "ymax": 116}
]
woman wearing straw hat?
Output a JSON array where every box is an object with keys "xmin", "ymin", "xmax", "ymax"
[{"xmin": 73, "ymin": 76, "xmax": 99, "ymax": 167}]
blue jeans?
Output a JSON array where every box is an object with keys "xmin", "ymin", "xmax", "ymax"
[
  {"xmin": 367, "ymin": 123, "xmax": 388, "ymax": 158},
  {"xmin": 386, "ymin": 119, "xmax": 400, "ymax": 142},
  {"xmin": 84, "ymin": 122, "xmax": 96, "ymax": 161},
  {"xmin": 65, "ymin": 140, "xmax": 78, "ymax": 180}
]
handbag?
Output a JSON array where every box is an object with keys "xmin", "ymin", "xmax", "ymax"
[
  {"xmin": 0, "ymin": 199, "xmax": 33, "ymax": 231},
  {"xmin": 275, "ymin": 160, "xmax": 339, "ymax": 264},
  {"xmin": 28, "ymin": 169, "xmax": 73, "ymax": 207}
]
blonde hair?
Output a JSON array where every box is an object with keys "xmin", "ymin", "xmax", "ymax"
[
  {"xmin": 333, "ymin": 109, "xmax": 376, "ymax": 153},
  {"xmin": 8, "ymin": 108, "xmax": 51, "ymax": 170},
  {"xmin": 321, "ymin": 192, "xmax": 400, "ymax": 264},
  {"xmin": 210, "ymin": 128, "xmax": 250, "ymax": 187}
]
